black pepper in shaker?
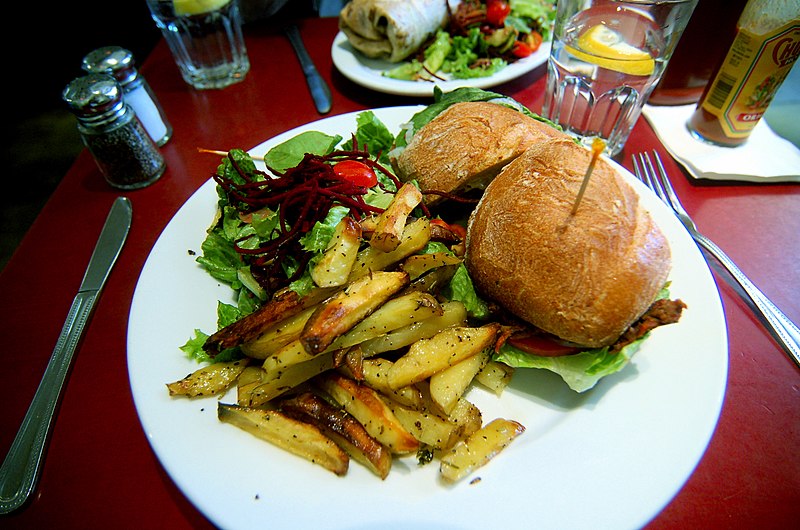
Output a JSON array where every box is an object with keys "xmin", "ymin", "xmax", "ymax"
[
  {"xmin": 63, "ymin": 73, "xmax": 166, "ymax": 190},
  {"xmin": 82, "ymin": 46, "xmax": 173, "ymax": 146}
]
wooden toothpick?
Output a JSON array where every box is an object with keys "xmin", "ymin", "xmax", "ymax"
[{"xmin": 571, "ymin": 138, "xmax": 606, "ymax": 215}]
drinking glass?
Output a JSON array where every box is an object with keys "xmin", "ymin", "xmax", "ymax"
[{"xmin": 542, "ymin": 0, "xmax": 698, "ymax": 156}]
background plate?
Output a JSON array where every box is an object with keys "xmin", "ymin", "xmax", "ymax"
[
  {"xmin": 128, "ymin": 106, "xmax": 728, "ymax": 530},
  {"xmin": 331, "ymin": 32, "xmax": 551, "ymax": 97}
]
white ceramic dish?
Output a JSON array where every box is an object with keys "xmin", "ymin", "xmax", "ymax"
[
  {"xmin": 128, "ymin": 106, "xmax": 728, "ymax": 530},
  {"xmin": 331, "ymin": 31, "xmax": 551, "ymax": 97}
]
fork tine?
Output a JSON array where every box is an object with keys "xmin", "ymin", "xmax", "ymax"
[{"xmin": 651, "ymin": 151, "xmax": 685, "ymax": 213}]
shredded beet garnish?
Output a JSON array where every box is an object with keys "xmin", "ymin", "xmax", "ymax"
[{"xmin": 212, "ymin": 140, "xmax": 411, "ymax": 295}]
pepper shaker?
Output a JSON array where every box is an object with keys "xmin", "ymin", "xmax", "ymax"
[
  {"xmin": 82, "ymin": 46, "xmax": 173, "ymax": 146},
  {"xmin": 63, "ymin": 73, "xmax": 166, "ymax": 190}
]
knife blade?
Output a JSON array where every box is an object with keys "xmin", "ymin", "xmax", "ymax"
[
  {"xmin": 284, "ymin": 23, "xmax": 333, "ymax": 114},
  {"xmin": 0, "ymin": 196, "xmax": 132, "ymax": 514}
]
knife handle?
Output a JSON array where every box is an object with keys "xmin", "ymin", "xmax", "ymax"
[{"xmin": 0, "ymin": 291, "xmax": 97, "ymax": 514}]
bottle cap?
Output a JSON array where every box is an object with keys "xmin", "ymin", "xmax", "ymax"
[
  {"xmin": 81, "ymin": 46, "xmax": 139, "ymax": 87},
  {"xmin": 62, "ymin": 74, "xmax": 127, "ymax": 126}
]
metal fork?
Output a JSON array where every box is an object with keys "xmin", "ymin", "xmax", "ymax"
[{"xmin": 633, "ymin": 151, "xmax": 800, "ymax": 369}]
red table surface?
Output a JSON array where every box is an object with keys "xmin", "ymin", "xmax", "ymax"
[{"xmin": 1, "ymin": 17, "xmax": 797, "ymax": 529}]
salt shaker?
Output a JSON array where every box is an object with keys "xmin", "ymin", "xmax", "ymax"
[
  {"xmin": 63, "ymin": 74, "xmax": 166, "ymax": 190},
  {"xmin": 82, "ymin": 46, "xmax": 173, "ymax": 146}
]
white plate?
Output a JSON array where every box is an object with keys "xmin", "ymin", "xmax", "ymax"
[
  {"xmin": 331, "ymin": 31, "xmax": 551, "ymax": 97},
  {"xmin": 128, "ymin": 107, "xmax": 728, "ymax": 530}
]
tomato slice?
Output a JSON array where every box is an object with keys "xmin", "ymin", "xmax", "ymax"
[
  {"xmin": 332, "ymin": 160, "xmax": 378, "ymax": 188},
  {"xmin": 506, "ymin": 333, "xmax": 581, "ymax": 357},
  {"xmin": 512, "ymin": 41, "xmax": 533, "ymax": 58},
  {"xmin": 486, "ymin": 0, "xmax": 511, "ymax": 26}
]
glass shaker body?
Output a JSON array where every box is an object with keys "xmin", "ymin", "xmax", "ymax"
[
  {"xmin": 82, "ymin": 46, "xmax": 173, "ymax": 146},
  {"xmin": 63, "ymin": 74, "xmax": 166, "ymax": 189}
]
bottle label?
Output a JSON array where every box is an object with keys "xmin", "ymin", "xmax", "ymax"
[{"xmin": 701, "ymin": 21, "xmax": 800, "ymax": 139}]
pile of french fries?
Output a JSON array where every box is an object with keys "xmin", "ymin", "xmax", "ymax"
[{"xmin": 167, "ymin": 183, "xmax": 524, "ymax": 482}]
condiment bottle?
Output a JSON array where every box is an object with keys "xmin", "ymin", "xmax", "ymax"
[
  {"xmin": 63, "ymin": 73, "xmax": 166, "ymax": 189},
  {"xmin": 686, "ymin": 0, "xmax": 800, "ymax": 146},
  {"xmin": 648, "ymin": 0, "xmax": 747, "ymax": 105},
  {"xmin": 82, "ymin": 46, "xmax": 173, "ymax": 146}
]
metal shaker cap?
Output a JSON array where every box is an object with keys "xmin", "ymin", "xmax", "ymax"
[
  {"xmin": 81, "ymin": 46, "xmax": 139, "ymax": 87},
  {"xmin": 62, "ymin": 73, "xmax": 127, "ymax": 125}
]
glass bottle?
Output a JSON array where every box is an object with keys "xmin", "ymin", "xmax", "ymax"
[
  {"xmin": 82, "ymin": 46, "xmax": 173, "ymax": 146},
  {"xmin": 63, "ymin": 74, "xmax": 166, "ymax": 190},
  {"xmin": 686, "ymin": 0, "xmax": 800, "ymax": 146}
]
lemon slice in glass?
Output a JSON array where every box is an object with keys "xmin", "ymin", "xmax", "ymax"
[
  {"xmin": 565, "ymin": 24, "xmax": 655, "ymax": 76},
  {"xmin": 173, "ymin": 0, "xmax": 229, "ymax": 16}
]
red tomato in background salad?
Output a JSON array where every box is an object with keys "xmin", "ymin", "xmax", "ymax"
[
  {"xmin": 332, "ymin": 160, "xmax": 378, "ymax": 188},
  {"xmin": 486, "ymin": 0, "xmax": 511, "ymax": 26}
]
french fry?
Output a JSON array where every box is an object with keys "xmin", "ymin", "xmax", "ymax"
[
  {"xmin": 249, "ymin": 351, "xmax": 337, "ymax": 405},
  {"xmin": 369, "ymin": 183, "xmax": 423, "ymax": 252},
  {"xmin": 475, "ymin": 360, "xmax": 515, "ymax": 396},
  {"xmin": 429, "ymin": 349, "xmax": 490, "ymax": 414},
  {"xmin": 359, "ymin": 300, "xmax": 468, "ymax": 357},
  {"xmin": 280, "ymin": 392, "xmax": 392, "ymax": 479},
  {"xmin": 360, "ymin": 358, "xmax": 424, "ymax": 408},
  {"xmin": 240, "ymin": 305, "xmax": 317, "ymax": 359},
  {"xmin": 301, "ymin": 270, "xmax": 410, "ymax": 355},
  {"xmin": 349, "ymin": 217, "xmax": 431, "ymax": 281},
  {"xmin": 446, "ymin": 397, "xmax": 483, "ymax": 446},
  {"xmin": 316, "ymin": 372, "xmax": 420, "ymax": 454},
  {"xmin": 439, "ymin": 418, "xmax": 525, "ymax": 483},
  {"xmin": 217, "ymin": 403, "xmax": 349, "ymax": 476},
  {"xmin": 383, "ymin": 397, "xmax": 460, "ymax": 450},
  {"xmin": 399, "ymin": 252, "xmax": 462, "ymax": 280},
  {"xmin": 387, "ymin": 324, "xmax": 500, "ymax": 390},
  {"xmin": 166, "ymin": 358, "xmax": 250, "ymax": 397},
  {"xmin": 311, "ymin": 216, "xmax": 362, "ymax": 287},
  {"xmin": 237, "ymin": 365, "xmax": 264, "ymax": 406}
]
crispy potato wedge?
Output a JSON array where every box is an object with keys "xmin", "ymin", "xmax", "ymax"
[
  {"xmin": 166, "ymin": 358, "xmax": 250, "ymax": 398},
  {"xmin": 359, "ymin": 300, "xmax": 468, "ymax": 357},
  {"xmin": 280, "ymin": 392, "xmax": 392, "ymax": 479},
  {"xmin": 240, "ymin": 306, "xmax": 317, "ymax": 359},
  {"xmin": 429, "ymin": 349, "xmax": 490, "ymax": 415},
  {"xmin": 311, "ymin": 216, "xmax": 362, "ymax": 288},
  {"xmin": 387, "ymin": 324, "xmax": 500, "ymax": 390},
  {"xmin": 383, "ymin": 397, "xmax": 460, "ymax": 450},
  {"xmin": 316, "ymin": 373, "xmax": 420, "ymax": 454},
  {"xmin": 399, "ymin": 252, "xmax": 462, "ymax": 280},
  {"xmin": 360, "ymin": 358, "xmax": 424, "ymax": 408},
  {"xmin": 249, "ymin": 351, "xmax": 337, "ymax": 405},
  {"xmin": 370, "ymin": 183, "xmax": 423, "ymax": 252},
  {"xmin": 349, "ymin": 217, "xmax": 431, "ymax": 281},
  {"xmin": 217, "ymin": 403, "xmax": 348, "ymax": 476},
  {"xmin": 475, "ymin": 360, "xmax": 515, "ymax": 396},
  {"xmin": 439, "ymin": 418, "xmax": 525, "ymax": 483},
  {"xmin": 301, "ymin": 270, "xmax": 410, "ymax": 355}
]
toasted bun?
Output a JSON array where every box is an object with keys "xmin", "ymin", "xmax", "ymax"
[
  {"xmin": 465, "ymin": 137, "xmax": 671, "ymax": 348},
  {"xmin": 394, "ymin": 101, "xmax": 562, "ymax": 204}
]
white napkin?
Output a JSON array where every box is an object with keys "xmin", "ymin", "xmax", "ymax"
[{"xmin": 641, "ymin": 104, "xmax": 800, "ymax": 183}]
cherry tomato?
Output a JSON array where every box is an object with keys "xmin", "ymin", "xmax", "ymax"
[
  {"xmin": 486, "ymin": 0, "xmax": 511, "ymax": 27},
  {"xmin": 332, "ymin": 160, "xmax": 378, "ymax": 188},
  {"xmin": 511, "ymin": 40, "xmax": 533, "ymax": 58},
  {"xmin": 506, "ymin": 333, "xmax": 581, "ymax": 357}
]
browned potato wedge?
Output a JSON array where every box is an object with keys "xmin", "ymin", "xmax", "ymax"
[
  {"xmin": 249, "ymin": 351, "xmax": 336, "ymax": 405},
  {"xmin": 280, "ymin": 392, "xmax": 392, "ymax": 479},
  {"xmin": 383, "ymin": 397, "xmax": 460, "ymax": 450},
  {"xmin": 240, "ymin": 306, "xmax": 316, "ymax": 359},
  {"xmin": 475, "ymin": 360, "xmax": 515, "ymax": 396},
  {"xmin": 349, "ymin": 217, "xmax": 431, "ymax": 281},
  {"xmin": 369, "ymin": 183, "xmax": 423, "ymax": 252},
  {"xmin": 237, "ymin": 365, "xmax": 264, "ymax": 406},
  {"xmin": 217, "ymin": 403, "xmax": 348, "ymax": 476},
  {"xmin": 440, "ymin": 418, "xmax": 525, "ymax": 483},
  {"xmin": 311, "ymin": 216, "xmax": 362, "ymax": 288},
  {"xmin": 359, "ymin": 300, "xmax": 468, "ymax": 357},
  {"xmin": 399, "ymin": 252, "xmax": 462, "ymax": 280},
  {"xmin": 316, "ymin": 373, "xmax": 420, "ymax": 454},
  {"xmin": 387, "ymin": 324, "xmax": 500, "ymax": 390},
  {"xmin": 301, "ymin": 270, "xmax": 410, "ymax": 355},
  {"xmin": 429, "ymin": 349, "xmax": 490, "ymax": 414},
  {"xmin": 360, "ymin": 358, "xmax": 424, "ymax": 408},
  {"xmin": 166, "ymin": 358, "xmax": 250, "ymax": 397}
]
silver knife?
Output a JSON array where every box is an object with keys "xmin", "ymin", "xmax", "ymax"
[
  {"xmin": 0, "ymin": 196, "xmax": 132, "ymax": 514},
  {"xmin": 284, "ymin": 23, "xmax": 333, "ymax": 114}
]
